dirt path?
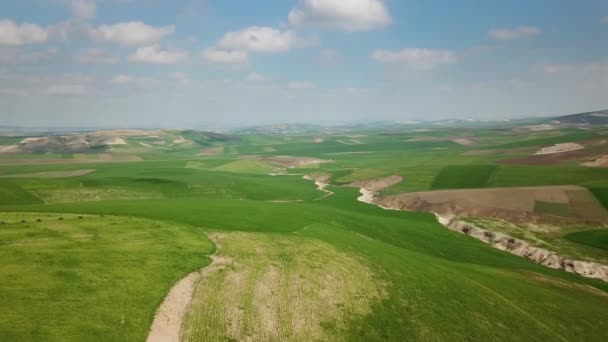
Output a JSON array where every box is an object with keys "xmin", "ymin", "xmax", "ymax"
[
  {"xmin": 147, "ymin": 234, "xmax": 229, "ymax": 342},
  {"xmin": 303, "ymin": 174, "xmax": 334, "ymax": 200}
]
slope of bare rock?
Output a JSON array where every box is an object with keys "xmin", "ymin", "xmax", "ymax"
[{"xmin": 440, "ymin": 215, "xmax": 608, "ymax": 282}]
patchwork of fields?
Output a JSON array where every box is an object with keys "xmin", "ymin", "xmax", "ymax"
[{"xmin": 1, "ymin": 122, "xmax": 608, "ymax": 341}]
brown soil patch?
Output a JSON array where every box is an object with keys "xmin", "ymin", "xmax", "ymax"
[
  {"xmin": 196, "ymin": 147, "xmax": 223, "ymax": 156},
  {"xmin": 499, "ymin": 147, "xmax": 600, "ymax": 166},
  {"xmin": 534, "ymin": 143, "xmax": 584, "ymax": 155},
  {"xmin": 582, "ymin": 154, "xmax": 608, "ymax": 168},
  {"xmin": 375, "ymin": 186, "xmax": 608, "ymax": 224},
  {"xmin": 0, "ymin": 169, "xmax": 95, "ymax": 179},
  {"xmin": 452, "ymin": 138, "xmax": 475, "ymax": 146},
  {"xmin": 346, "ymin": 175, "xmax": 403, "ymax": 192}
]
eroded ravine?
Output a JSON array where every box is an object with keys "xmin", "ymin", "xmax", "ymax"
[{"xmin": 354, "ymin": 181, "xmax": 608, "ymax": 283}]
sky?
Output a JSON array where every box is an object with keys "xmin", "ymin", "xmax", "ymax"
[{"xmin": 0, "ymin": 0, "xmax": 607, "ymax": 128}]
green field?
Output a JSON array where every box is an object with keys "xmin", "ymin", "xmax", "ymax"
[
  {"xmin": 0, "ymin": 213, "xmax": 212, "ymax": 341},
  {"xmin": 1, "ymin": 125, "xmax": 608, "ymax": 341},
  {"xmin": 566, "ymin": 230, "xmax": 608, "ymax": 251}
]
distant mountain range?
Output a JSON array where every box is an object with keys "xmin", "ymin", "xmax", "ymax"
[
  {"xmin": 231, "ymin": 109, "xmax": 608, "ymax": 134},
  {"xmin": 2, "ymin": 109, "xmax": 607, "ymax": 136}
]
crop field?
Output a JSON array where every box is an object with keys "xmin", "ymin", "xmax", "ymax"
[
  {"xmin": 1, "ymin": 123, "xmax": 608, "ymax": 341},
  {"xmin": 182, "ymin": 232, "xmax": 385, "ymax": 341}
]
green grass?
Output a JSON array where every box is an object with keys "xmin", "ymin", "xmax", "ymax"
[
  {"xmin": 0, "ymin": 212, "xmax": 213, "ymax": 341},
  {"xmin": 590, "ymin": 188, "xmax": 608, "ymax": 209},
  {"xmin": 566, "ymin": 230, "xmax": 608, "ymax": 251},
  {"xmin": 431, "ymin": 165, "xmax": 498, "ymax": 189},
  {"xmin": 0, "ymin": 180, "xmax": 43, "ymax": 205},
  {"xmin": 1, "ymin": 127, "xmax": 608, "ymax": 341}
]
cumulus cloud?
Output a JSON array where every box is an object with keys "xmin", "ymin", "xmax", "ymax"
[
  {"xmin": 73, "ymin": 48, "xmax": 119, "ymax": 64},
  {"xmin": 128, "ymin": 44, "xmax": 188, "ymax": 64},
  {"xmin": 287, "ymin": 81, "xmax": 315, "ymax": 89},
  {"xmin": 46, "ymin": 83, "xmax": 87, "ymax": 95},
  {"xmin": 66, "ymin": 0, "xmax": 96, "ymax": 20},
  {"xmin": 109, "ymin": 74, "xmax": 161, "ymax": 87},
  {"xmin": 288, "ymin": 0, "xmax": 391, "ymax": 32},
  {"xmin": 202, "ymin": 48, "xmax": 248, "ymax": 64},
  {"xmin": 489, "ymin": 26, "xmax": 540, "ymax": 40},
  {"xmin": 0, "ymin": 47, "xmax": 57, "ymax": 64},
  {"xmin": 204, "ymin": 26, "xmax": 296, "ymax": 65},
  {"xmin": 92, "ymin": 22, "xmax": 175, "ymax": 46},
  {"xmin": 247, "ymin": 72, "xmax": 269, "ymax": 82},
  {"xmin": 372, "ymin": 48, "xmax": 457, "ymax": 70},
  {"xmin": 540, "ymin": 62, "xmax": 608, "ymax": 75},
  {"xmin": 0, "ymin": 20, "xmax": 48, "ymax": 46},
  {"xmin": 169, "ymin": 72, "xmax": 190, "ymax": 86},
  {"xmin": 217, "ymin": 26, "xmax": 296, "ymax": 53}
]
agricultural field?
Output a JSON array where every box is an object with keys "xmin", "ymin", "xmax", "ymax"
[{"xmin": 1, "ymin": 112, "xmax": 608, "ymax": 341}]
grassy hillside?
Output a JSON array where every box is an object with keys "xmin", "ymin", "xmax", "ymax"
[
  {"xmin": 0, "ymin": 213, "xmax": 212, "ymax": 341},
  {"xmin": 1, "ymin": 125, "xmax": 608, "ymax": 340}
]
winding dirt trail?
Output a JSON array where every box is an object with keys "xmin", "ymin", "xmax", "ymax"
[
  {"xmin": 303, "ymin": 175, "xmax": 334, "ymax": 200},
  {"xmin": 147, "ymin": 234, "xmax": 230, "ymax": 342}
]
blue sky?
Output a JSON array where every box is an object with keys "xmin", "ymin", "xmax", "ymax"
[{"xmin": 1, "ymin": 0, "xmax": 607, "ymax": 128}]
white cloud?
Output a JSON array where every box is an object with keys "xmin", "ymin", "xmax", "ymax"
[
  {"xmin": 92, "ymin": 22, "xmax": 175, "ymax": 46},
  {"xmin": 288, "ymin": 0, "xmax": 391, "ymax": 32},
  {"xmin": 287, "ymin": 81, "xmax": 315, "ymax": 89},
  {"xmin": 73, "ymin": 48, "xmax": 119, "ymax": 64},
  {"xmin": 0, "ymin": 20, "xmax": 48, "ymax": 46},
  {"xmin": 489, "ymin": 26, "xmax": 540, "ymax": 40},
  {"xmin": 318, "ymin": 48, "xmax": 341, "ymax": 63},
  {"xmin": 47, "ymin": 83, "xmax": 87, "ymax": 95},
  {"xmin": 372, "ymin": 48, "xmax": 457, "ymax": 70},
  {"xmin": 0, "ymin": 47, "xmax": 57, "ymax": 63},
  {"xmin": 540, "ymin": 62, "xmax": 608, "ymax": 75},
  {"xmin": 109, "ymin": 74, "xmax": 133, "ymax": 84},
  {"xmin": 66, "ymin": 0, "xmax": 96, "ymax": 20},
  {"xmin": 169, "ymin": 72, "xmax": 190, "ymax": 86},
  {"xmin": 247, "ymin": 72, "xmax": 269, "ymax": 82},
  {"xmin": 217, "ymin": 26, "xmax": 296, "ymax": 53},
  {"xmin": 202, "ymin": 48, "xmax": 248, "ymax": 64},
  {"xmin": 128, "ymin": 44, "xmax": 188, "ymax": 64}
]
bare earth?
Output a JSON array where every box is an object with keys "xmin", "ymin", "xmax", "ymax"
[
  {"xmin": 374, "ymin": 186, "xmax": 608, "ymax": 223},
  {"xmin": 346, "ymin": 175, "xmax": 403, "ymax": 192},
  {"xmin": 534, "ymin": 143, "xmax": 584, "ymax": 155},
  {"xmin": 196, "ymin": 147, "xmax": 223, "ymax": 156},
  {"xmin": 582, "ymin": 154, "xmax": 608, "ymax": 168}
]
